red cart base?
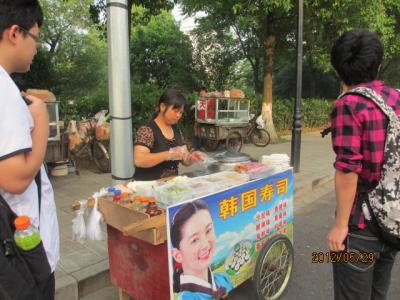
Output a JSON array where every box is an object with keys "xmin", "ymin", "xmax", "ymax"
[{"xmin": 107, "ymin": 226, "xmax": 170, "ymax": 300}]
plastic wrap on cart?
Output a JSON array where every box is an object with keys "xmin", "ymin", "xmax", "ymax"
[{"xmin": 166, "ymin": 169, "xmax": 294, "ymax": 299}]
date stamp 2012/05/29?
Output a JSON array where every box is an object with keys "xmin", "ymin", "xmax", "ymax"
[{"xmin": 312, "ymin": 251, "xmax": 377, "ymax": 263}]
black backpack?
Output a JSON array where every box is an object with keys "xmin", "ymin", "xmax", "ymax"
[{"xmin": 0, "ymin": 175, "xmax": 51, "ymax": 299}]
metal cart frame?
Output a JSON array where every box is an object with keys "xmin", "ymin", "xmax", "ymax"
[{"xmin": 194, "ymin": 97, "xmax": 251, "ymax": 151}]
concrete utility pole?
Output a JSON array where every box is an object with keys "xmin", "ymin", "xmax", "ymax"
[
  {"xmin": 290, "ymin": 0, "xmax": 304, "ymax": 173},
  {"xmin": 107, "ymin": 0, "xmax": 134, "ymax": 183}
]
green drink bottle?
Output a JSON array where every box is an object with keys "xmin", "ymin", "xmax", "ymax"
[{"xmin": 14, "ymin": 216, "xmax": 41, "ymax": 251}]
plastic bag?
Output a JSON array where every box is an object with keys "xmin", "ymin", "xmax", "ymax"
[
  {"xmin": 68, "ymin": 120, "xmax": 82, "ymax": 152},
  {"xmin": 72, "ymin": 200, "xmax": 87, "ymax": 244},
  {"xmin": 94, "ymin": 110, "xmax": 109, "ymax": 125},
  {"xmin": 94, "ymin": 110, "xmax": 110, "ymax": 140},
  {"xmin": 86, "ymin": 193, "xmax": 103, "ymax": 241},
  {"xmin": 256, "ymin": 115, "xmax": 265, "ymax": 129},
  {"xmin": 96, "ymin": 123, "xmax": 110, "ymax": 140}
]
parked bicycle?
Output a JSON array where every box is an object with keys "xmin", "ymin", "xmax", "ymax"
[
  {"xmin": 225, "ymin": 114, "xmax": 271, "ymax": 152},
  {"xmin": 68, "ymin": 114, "xmax": 111, "ymax": 173}
]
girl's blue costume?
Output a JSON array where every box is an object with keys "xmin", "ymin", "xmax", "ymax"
[{"xmin": 178, "ymin": 270, "xmax": 233, "ymax": 300}]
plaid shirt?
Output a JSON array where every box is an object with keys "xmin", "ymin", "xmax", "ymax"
[{"xmin": 331, "ymin": 80, "xmax": 400, "ymax": 228}]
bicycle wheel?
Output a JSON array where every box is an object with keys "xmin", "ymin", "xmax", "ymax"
[
  {"xmin": 91, "ymin": 141, "xmax": 111, "ymax": 173},
  {"xmin": 253, "ymin": 235, "xmax": 294, "ymax": 300},
  {"xmin": 250, "ymin": 128, "xmax": 271, "ymax": 147}
]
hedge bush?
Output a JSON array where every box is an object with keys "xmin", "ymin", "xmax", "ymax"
[
  {"xmin": 249, "ymin": 95, "xmax": 334, "ymax": 132},
  {"xmin": 60, "ymin": 86, "xmax": 334, "ymax": 139}
]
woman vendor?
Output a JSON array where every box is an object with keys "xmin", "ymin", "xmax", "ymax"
[{"xmin": 134, "ymin": 89, "xmax": 204, "ymax": 181}]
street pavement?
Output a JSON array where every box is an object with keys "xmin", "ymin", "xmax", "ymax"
[{"xmin": 52, "ymin": 131, "xmax": 341, "ymax": 299}]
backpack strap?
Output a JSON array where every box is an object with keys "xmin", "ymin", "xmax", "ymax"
[
  {"xmin": 340, "ymin": 87, "xmax": 399, "ymax": 122},
  {"xmin": 35, "ymin": 170, "xmax": 41, "ymax": 219}
]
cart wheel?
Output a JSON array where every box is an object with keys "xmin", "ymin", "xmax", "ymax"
[
  {"xmin": 203, "ymin": 139, "xmax": 219, "ymax": 152},
  {"xmin": 226, "ymin": 131, "xmax": 243, "ymax": 152},
  {"xmin": 253, "ymin": 235, "xmax": 293, "ymax": 300},
  {"xmin": 250, "ymin": 128, "xmax": 271, "ymax": 147},
  {"xmin": 91, "ymin": 141, "xmax": 111, "ymax": 173}
]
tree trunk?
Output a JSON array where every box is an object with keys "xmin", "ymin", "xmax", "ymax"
[
  {"xmin": 262, "ymin": 34, "xmax": 279, "ymax": 143},
  {"xmin": 253, "ymin": 57, "xmax": 263, "ymax": 96}
]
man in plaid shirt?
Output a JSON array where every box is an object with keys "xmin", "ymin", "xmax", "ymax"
[{"xmin": 327, "ymin": 29, "xmax": 400, "ymax": 299}]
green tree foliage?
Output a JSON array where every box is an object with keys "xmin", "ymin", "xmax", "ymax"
[
  {"xmin": 179, "ymin": 0, "xmax": 296, "ymax": 142},
  {"xmin": 304, "ymin": 0, "xmax": 400, "ymax": 85},
  {"xmin": 190, "ymin": 18, "xmax": 242, "ymax": 91},
  {"xmin": 89, "ymin": 0, "xmax": 174, "ymax": 36},
  {"xmin": 20, "ymin": 0, "xmax": 109, "ymax": 121},
  {"xmin": 130, "ymin": 9, "xmax": 196, "ymax": 91}
]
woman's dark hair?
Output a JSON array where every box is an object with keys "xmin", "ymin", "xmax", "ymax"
[
  {"xmin": 154, "ymin": 88, "xmax": 187, "ymax": 118},
  {"xmin": 0, "ymin": 0, "xmax": 43, "ymax": 40},
  {"xmin": 331, "ymin": 29, "xmax": 383, "ymax": 86},
  {"xmin": 171, "ymin": 199, "xmax": 211, "ymax": 293}
]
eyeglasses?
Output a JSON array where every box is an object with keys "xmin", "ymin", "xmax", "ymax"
[{"xmin": 18, "ymin": 26, "xmax": 42, "ymax": 44}]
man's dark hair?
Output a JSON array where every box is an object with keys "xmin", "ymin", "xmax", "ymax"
[
  {"xmin": 0, "ymin": 0, "xmax": 43, "ymax": 40},
  {"xmin": 331, "ymin": 29, "xmax": 383, "ymax": 86}
]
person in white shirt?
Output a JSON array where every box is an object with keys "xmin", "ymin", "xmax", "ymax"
[{"xmin": 0, "ymin": 1, "xmax": 59, "ymax": 299}]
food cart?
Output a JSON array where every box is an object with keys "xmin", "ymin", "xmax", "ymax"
[
  {"xmin": 195, "ymin": 96, "xmax": 250, "ymax": 152},
  {"xmin": 194, "ymin": 93, "xmax": 270, "ymax": 152},
  {"xmin": 76, "ymin": 166, "xmax": 294, "ymax": 300}
]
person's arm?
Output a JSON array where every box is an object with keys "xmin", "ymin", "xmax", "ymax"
[
  {"xmin": 0, "ymin": 94, "xmax": 49, "ymax": 194},
  {"xmin": 326, "ymin": 170, "xmax": 358, "ymax": 251},
  {"xmin": 134, "ymin": 145, "xmax": 169, "ymax": 168},
  {"xmin": 133, "ymin": 126, "xmax": 166, "ymax": 168},
  {"xmin": 327, "ymin": 95, "xmax": 362, "ymax": 251}
]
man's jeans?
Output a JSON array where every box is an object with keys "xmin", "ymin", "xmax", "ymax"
[{"xmin": 333, "ymin": 225, "xmax": 397, "ymax": 300}]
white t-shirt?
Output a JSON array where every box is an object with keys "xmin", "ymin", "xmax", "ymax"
[{"xmin": 0, "ymin": 65, "xmax": 60, "ymax": 272}]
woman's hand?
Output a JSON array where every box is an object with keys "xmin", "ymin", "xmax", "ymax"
[
  {"xmin": 183, "ymin": 151, "xmax": 205, "ymax": 165},
  {"xmin": 168, "ymin": 146, "xmax": 187, "ymax": 161}
]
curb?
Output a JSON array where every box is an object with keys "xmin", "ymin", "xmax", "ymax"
[{"xmin": 56, "ymin": 260, "xmax": 111, "ymax": 300}]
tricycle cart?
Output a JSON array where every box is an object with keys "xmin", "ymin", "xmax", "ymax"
[
  {"xmin": 194, "ymin": 97, "xmax": 270, "ymax": 152},
  {"xmin": 97, "ymin": 168, "xmax": 294, "ymax": 300}
]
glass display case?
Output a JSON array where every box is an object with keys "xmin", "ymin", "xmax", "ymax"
[{"xmin": 46, "ymin": 101, "xmax": 60, "ymax": 141}]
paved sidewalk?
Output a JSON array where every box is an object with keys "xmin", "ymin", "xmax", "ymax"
[{"xmin": 52, "ymin": 131, "xmax": 335, "ymax": 299}]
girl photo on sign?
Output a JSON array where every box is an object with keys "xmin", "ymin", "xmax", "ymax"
[{"xmin": 170, "ymin": 200, "xmax": 233, "ymax": 299}]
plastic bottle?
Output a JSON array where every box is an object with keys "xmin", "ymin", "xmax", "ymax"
[
  {"xmin": 14, "ymin": 216, "xmax": 41, "ymax": 251},
  {"xmin": 107, "ymin": 187, "xmax": 116, "ymax": 199},
  {"xmin": 113, "ymin": 190, "xmax": 122, "ymax": 203}
]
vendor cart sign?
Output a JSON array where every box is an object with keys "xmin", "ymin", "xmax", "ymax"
[{"xmin": 166, "ymin": 169, "xmax": 294, "ymax": 300}]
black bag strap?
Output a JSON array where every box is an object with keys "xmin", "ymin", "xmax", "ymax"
[{"xmin": 34, "ymin": 170, "xmax": 41, "ymax": 217}]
